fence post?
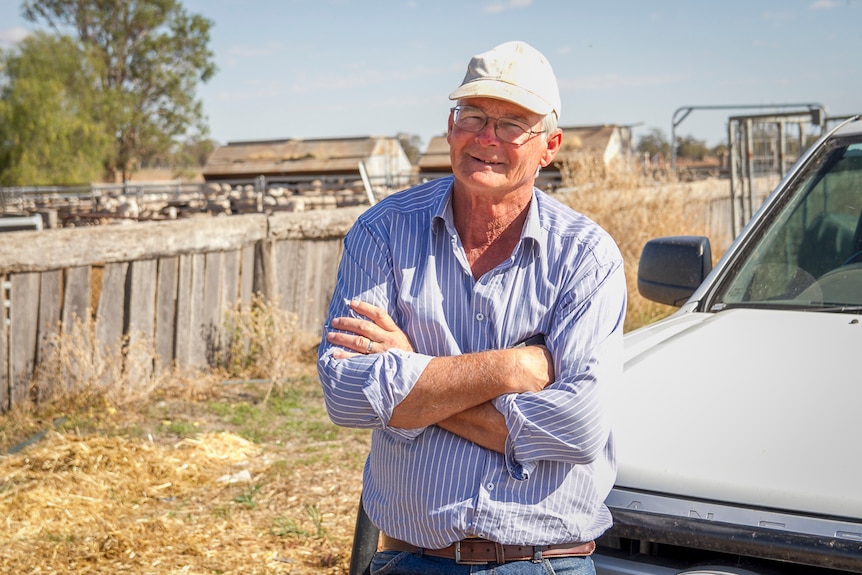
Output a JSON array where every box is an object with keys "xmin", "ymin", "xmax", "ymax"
[
  {"xmin": 254, "ymin": 238, "xmax": 278, "ymax": 305},
  {"xmin": 1, "ymin": 277, "xmax": 8, "ymax": 410}
]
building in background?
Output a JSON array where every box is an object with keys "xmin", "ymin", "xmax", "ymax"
[{"xmin": 203, "ymin": 136, "xmax": 414, "ymax": 194}]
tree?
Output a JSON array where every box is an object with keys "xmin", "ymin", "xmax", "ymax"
[
  {"xmin": 177, "ymin": 136, "xmax": 217, "ymax": 168},
  {"xmin": 397, "ymin": 132, "xmax": 423, "ymax": 165},
  {"xmin": 0, "ymin": 33, "xmax": 110, "ymax": 185},
  {"xmin": 22, "ymin": 0, "xmax": 217, "ymax": 181},
  {"xmin": 636, "ymin": 128, "xmax": 671, "ymax": 160},
  {"xmin": 675, "ymin": 134, "xmax": 710, "ymax": 161},
  {"xmin": 139, "ymin": 135, "xmax": 216, "ymax": 176}
]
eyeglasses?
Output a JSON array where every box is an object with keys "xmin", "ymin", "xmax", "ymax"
[{"xmin": 451, "ymin": 105, "xmax": 545, "ymax": 144}]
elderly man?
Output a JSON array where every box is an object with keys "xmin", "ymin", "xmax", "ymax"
[{"xmin": 318, "ymin": 40, "xmax": 626, "ymax": 575}]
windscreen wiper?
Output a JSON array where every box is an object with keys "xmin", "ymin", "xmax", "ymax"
[
  {"xmin": 799, "ymin": 304, "xmax": 862, "ymax": 313},
  {"xmin": 710, "ymin": 301, "xmax": 862, "ymax": 313}
]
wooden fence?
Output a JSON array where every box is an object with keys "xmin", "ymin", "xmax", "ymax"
[{"xmin": 0, "ymin": 206, "xmax": 365, "ymax": 412}]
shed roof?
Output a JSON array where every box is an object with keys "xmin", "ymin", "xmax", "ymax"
[
  {"xmin": 557, "ymin": 125, "xmax": 620, "ymax": 158},
  {"xmin": 203, "ymin": 136, "xmax": 392, "ymax": 180},
  {"xmin": 416, "ymin": 134, "xmax": 451, "ymax": 171}
]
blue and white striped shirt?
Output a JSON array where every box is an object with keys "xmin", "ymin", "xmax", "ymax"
[{"xmin": 318, "ymin": 176, "xmax": 626, "ymax": 549}]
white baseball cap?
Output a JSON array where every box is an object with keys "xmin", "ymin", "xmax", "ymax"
[{"xmin": 448, "ymin": 41, "xmax": 561, "ymax": 119}]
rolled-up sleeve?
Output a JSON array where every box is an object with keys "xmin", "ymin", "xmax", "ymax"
[
  {"xmin": 493, "ymin": 245, "xmax": 626, "ymax": 479},
  {"xmin": 317, "ymin": 219, "xmax": 433, "ymax": 442}
]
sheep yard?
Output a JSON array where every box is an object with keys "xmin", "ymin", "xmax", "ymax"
[{"xmin": 0, "ymin": 363, "xmax": 370, "ymax": 574}]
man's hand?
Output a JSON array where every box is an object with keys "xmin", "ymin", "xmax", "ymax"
[
  {"xmin": 511, "ymin": 343, "xmax": 555, "ymax": 394},
  {"xmin": 326, "ymin": 299, "xmax": 414, "ymax": 359}
]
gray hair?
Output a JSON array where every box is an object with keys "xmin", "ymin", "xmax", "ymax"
[
  {"xmin": 536, "ymin": 113, "xmax": 560, "ymax": 177},
  {"xmin": 542, "ymin": 113, "xmax": 558, "ymax": 142}
]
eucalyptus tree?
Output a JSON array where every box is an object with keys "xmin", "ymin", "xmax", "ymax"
[
  {"xmin": 0, "ymin": 33, "xmax": 110, "ymax": 185},
  {"xmin": 22, "ymin": 0, "xmax": 217, "ymax": 181}
]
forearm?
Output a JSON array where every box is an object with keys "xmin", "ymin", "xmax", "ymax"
[
  {"xmin": 437, "ymin": 402, "xmax": 508, "ymax": 453},
  {"xmin": 387, "ymin": 350, "xmax": 514, "ymax": 429},
  {"xmin": 388, "ymin": 345, "xmax": 551, "ymax": 429}
]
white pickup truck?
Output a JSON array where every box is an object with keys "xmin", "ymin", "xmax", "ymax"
[{"xmin": 594, "ymin": 116, "xmax": 862, "ymax": 574}]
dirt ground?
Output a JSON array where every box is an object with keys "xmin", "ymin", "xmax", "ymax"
[{"xmin": 0, "ymin": 364, "xmax": 371, "ymax": 574}]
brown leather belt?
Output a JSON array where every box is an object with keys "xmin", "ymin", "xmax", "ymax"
[{"xmin": 380, "ymin": 533, "xmax": 595, "ymax": 564}]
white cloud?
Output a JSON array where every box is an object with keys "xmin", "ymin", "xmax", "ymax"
[
  {"xmin": 0, "ymin": 27, "xmax": 30, "ymax": 48},
  {"xmin": 810, "ymin": 0, "xmax": 842, "ymax": 9}
]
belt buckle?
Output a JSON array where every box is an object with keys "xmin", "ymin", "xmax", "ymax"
[
  {"xmin": 531, "ymin": 546, "xmax": 544, "ymax": 563},
  {"xmin": 454, "ymin": 541, "xmax": 487, "ymax": 565}
]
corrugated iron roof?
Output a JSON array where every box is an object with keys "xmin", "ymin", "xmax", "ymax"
[
  {"xmin": 203, "ymin": 136, "xmax": 391, "ymax": 179},
  {"xmin": 417, "ymin": 135, "xmax": 451, "ymax": 171},
  {"xmin": 558, "ymin": 125, "xmax": 619, "ymax": 155}
]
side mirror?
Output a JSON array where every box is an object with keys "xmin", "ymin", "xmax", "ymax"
[{"xmin": 638, "ymin": 236, "xmax": 712, "ymax": 306}]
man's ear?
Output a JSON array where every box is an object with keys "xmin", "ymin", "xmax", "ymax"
[{"xmin": 540, "ymin": 129, "xmax": 563, "ymax": 168}]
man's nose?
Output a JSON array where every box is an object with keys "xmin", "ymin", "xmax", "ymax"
[{"xmin": 476, "ymin": 119, "xmax": 500, "ymax": 143}]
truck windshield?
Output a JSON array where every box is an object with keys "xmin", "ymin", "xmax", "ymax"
[{"xmin": 710, "ymin": 137, "xmax": 862, "ymax": 311}]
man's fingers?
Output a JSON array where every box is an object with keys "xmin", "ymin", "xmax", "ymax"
[
  {"xmin": 332, "ymin": 348, "xmax": 360, "ymax": 360},
  {"xmin": 327, "ymin": 331, "xmax": 376, "ymax": 354},
  {"xmin": 332, "ymin": 316, "xmax": 373, "ymax": 337},
  {"xmin": 346, "ymin": 300, "xmax": 414, "ymax": 352},
  {"xmin": 349, "ymin": 299, "xmax": 399, "ymax": 330},
  {"xmin": 327, "ymin": 299, "xmax": 414, "ymax": 354}
]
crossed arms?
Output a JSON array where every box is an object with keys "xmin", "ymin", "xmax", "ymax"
[{"xmin": 325, "ymin": 300, "xmax": 554, "ymax": 453}]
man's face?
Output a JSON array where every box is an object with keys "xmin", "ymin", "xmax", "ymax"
[{"xmin": 447, "ymin": 97, "xmax": 560, "ymax": 198}]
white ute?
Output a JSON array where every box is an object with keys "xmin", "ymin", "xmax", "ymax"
[{"xmin": 595, "ymin": 116, "xmax": 862, "ymax": 574}]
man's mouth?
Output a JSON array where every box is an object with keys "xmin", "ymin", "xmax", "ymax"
[{"xmin": 471, "ymin": 155, "xmax": 502, "ymax": 166}]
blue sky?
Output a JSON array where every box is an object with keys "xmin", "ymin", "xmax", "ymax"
[{"xmin": 1, "ymin": 0, "xmax": 859, "ymax": 149}]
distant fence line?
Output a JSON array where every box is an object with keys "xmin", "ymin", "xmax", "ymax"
[
  {"xmin": 0, "ymin": 207, "xmax": 365, "ymax": 413},
  {"xmin": 0, "ymin": 173, "xmax": 391, "ymax": 226}
]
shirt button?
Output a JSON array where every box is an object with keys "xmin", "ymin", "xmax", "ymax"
[
  {"xmin": 486, "ymin": 482, "xmax": 494, "ymax": 491},
  {"xmin": 476, "ymin": 312, "xmax": 485, "ymax": 321}
]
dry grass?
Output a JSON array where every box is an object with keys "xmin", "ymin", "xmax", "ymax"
[
  {"xmin": 557, "ymin": 156, "xmax": 720, "ymax": 329},
  {"xmin": 0, "ymin": 300, "xmax": 367, "ymax": 574},
  {"xmin": 0, "ymin": 414, "xmax": 366, "ymax": 574},
  {"xmin": 219, "ymin": 294, "xmax": 320, "ymax": 402},
  {"xmin": 32, "ymin": 314, "xmax": 164, "ymax": 408}
]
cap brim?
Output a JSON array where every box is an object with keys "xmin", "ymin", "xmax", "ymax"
[{"xmin": 449, "ymin": 80, "xmax": 554, "ymax": 116}]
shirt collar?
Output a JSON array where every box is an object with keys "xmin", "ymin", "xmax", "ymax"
[
  {"xmin": 431, "ymin": 177, "xmax": 457, "ymax": 237},
  {"xmin": 431, "ymin": 177, "xmax": 544, "ymax": 257}
]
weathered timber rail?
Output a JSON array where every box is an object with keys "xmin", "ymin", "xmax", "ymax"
[{"xmin": 0, "ymin": 207, "xmax": 365, "ymax": 412}]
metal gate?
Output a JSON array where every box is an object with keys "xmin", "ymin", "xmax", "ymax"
[{"xmin": 727, "ymin": 108, "xmax": 827, "ymax": 236}]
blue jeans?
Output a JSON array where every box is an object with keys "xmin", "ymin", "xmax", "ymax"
[{"xmin": 370, "ymin": 551, "xmax": 596, "ymax": 575}]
